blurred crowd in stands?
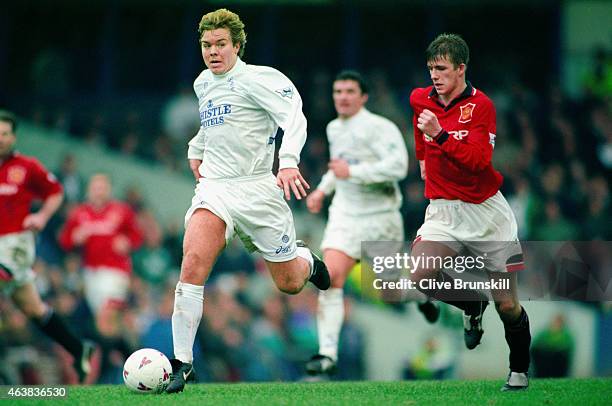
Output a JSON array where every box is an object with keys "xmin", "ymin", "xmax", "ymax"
[{"xmin": 0, "ymin": 45, "xmax": 609, "ymax": 384}]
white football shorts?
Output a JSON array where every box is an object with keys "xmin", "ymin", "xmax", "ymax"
[
  {"xmin": 415, "ymin": 191, "xmax": 524, "ymax": 273},
  {"xmin": 0, "ymin": 230, "xmax": 36, "ymax": 294},
  {"xmin": 83, "ymin": 266, "xmax": 131, "ymax": 313},
  {"xmin": 321, "ymin": 209, "xmax": 404, "ymax": 260},
  {"xmin": 185, "ymin": 173, "xmax": 297, "ymax": 262}
]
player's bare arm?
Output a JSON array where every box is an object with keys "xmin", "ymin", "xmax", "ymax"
[
  {"xmin": 22, "ymin": 192, "xmax": 63, "ymax": 232},
  {"xmin": 416, "ymin": 109, "xmax": 443, "ymax": 137},
  {"xmin": 276, "ymin": 167, "xmax": 310, "ymax": 201}
]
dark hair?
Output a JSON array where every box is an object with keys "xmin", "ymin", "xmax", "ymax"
[
  {"xmin": 0, "ymin": 110, "xmax": 17, "ymax": 133},
  {"xmin": 425, "ymin": 33, "xmax": 469, "ymax": 68},
  {"xmin": 334, "ymin": 70, "xmax": 369, "ymax": 94}
]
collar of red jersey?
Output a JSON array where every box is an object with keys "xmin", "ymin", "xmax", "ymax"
[
  {"xmin": 428, "ymin": 81, "xmax": 475, "ymax": 111},
  {"xmin": 429, "ymin": 81, "xmax": 474, "ymax": 100},
  {"xmin": 0, "ymin": 150, "xmax": 17, "ymax": 165}
]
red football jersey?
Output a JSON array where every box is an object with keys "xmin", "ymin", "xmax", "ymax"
[
  {"xmin": 0, "ymin": 153, "xmax": 63, "ymax": 236},
  {"xmin": 410, "ymin": 83, "xmax": 503, "ymax": 203},
  {"xmin": 59, "ymin": 201, "xmax": 143, "ymax": 273}
]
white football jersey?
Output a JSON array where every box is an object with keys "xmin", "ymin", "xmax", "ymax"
[
  {"xmin": 187, "ymin": 58, "xmax": 307, "ymax": 179},
  {"xmin": 317, "ymin": 108, "xmax": 408, "ymax": 215}
]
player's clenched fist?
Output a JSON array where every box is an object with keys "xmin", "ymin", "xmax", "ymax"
[{"xmin": 416, "ymin": 109, "xmax": 443, "ymax": 138}]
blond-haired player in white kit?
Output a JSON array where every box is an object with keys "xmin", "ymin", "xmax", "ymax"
[
  {"xmin": 304, "ymin": 71, "xmax": 439, "ymax": 376},
  {"xmin": 166, "ymin": 8, "xmax": 330, "ymax": 393}
]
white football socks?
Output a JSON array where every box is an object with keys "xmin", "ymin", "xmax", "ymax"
[
  {"xmin": 317, "ymin": 288, "xmax": 344, "ymax": 361},
  {"xmin": 296, "ymin": 245, "xmax": 314, "ymax": 277},
  {"xmin": 172, "ymin": 281, "xmax": 204, "ymax": 364}
]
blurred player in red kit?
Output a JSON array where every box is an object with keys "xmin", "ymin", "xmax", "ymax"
[
  {"xmin": 409, "ymin": 34, "xmax": 531, "ymax": 391},
  {"xmin": 59, "ymin": 174, "xmax": 143, "ymax": 330},
  {"xmin": 0, "ymin": 110, "xmax": 98, "ymax": 383}
]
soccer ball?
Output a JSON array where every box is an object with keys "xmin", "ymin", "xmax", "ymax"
[{"xmin": 123, "ymin": 348, "xmax": 172, "ymax": 394}]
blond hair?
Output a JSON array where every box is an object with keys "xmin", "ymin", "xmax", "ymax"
[{"xmin": 198, "ymin": 8, "xmax": 247, "ymax": 58}]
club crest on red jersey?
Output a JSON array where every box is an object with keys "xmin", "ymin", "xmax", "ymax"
[
  {"xmin": 459, "ymin": 103, "xmax": 476, "ymax": 123},
  {"xmin": 7, "ymin": 166, "xmax": 26, "ymax": 185}
]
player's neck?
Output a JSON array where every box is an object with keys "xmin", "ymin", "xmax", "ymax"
[
  {"xmin": 338, "ymin": 107, "xmax": 364, "ymax": 121},
  {"xmin": 0, "ymin": 150, "xmax": 14, "ymax": 163},
  {"xmin": 90, "ymin": 200, "xmax": 110, "ymax": 210},
  {"xmin": 439, "ymin": 81, "xmax": 467, "ymax": 106},
  {"xmin": 224, "ymin": 59, "xmax": 237, "ymax": 74},
  {"xmin": 214, "ymin": 57, "xmax": 239, "ymax": 76}
]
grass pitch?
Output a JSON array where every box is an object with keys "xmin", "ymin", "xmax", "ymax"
[{"xmin": 10, "ymin": 378, "xmax": 611, "ymax": 405}]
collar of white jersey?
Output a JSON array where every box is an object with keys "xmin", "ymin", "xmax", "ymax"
[
  {"xmin": 340, "ymin": 107, "xmax": 368, "ymax": 124},
  {"xmin": 210, "ymin": 57, "xmax": 246, "ymax": 80}
]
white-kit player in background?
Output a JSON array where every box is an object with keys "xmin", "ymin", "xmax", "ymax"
[
  {"xmin": 166, "ymin": 8, "xmax": 330, "ymax": 393},
  {"xmin": 304, "ymin": 71, "xmax": 439, "ymax": 377}
]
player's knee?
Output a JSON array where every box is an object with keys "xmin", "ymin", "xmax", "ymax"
[
  {"xmin": 410, "ymin": 267, "xmax": 439, "ymax": 284},
  {"xmin": 18, "ymin": 300, "xmax": 47, "ymax": 319},
  {"xmin": 275, "ymin": 277, "xmax": 304, "ymax": 295},
  {"xmin": 328, "ymin": 269, "xmax": 347, "ymax": 288},
  {"xmin": 180, "ymin": 251, "xmax": 207, "ymax": 284},
  {"xmin": 495, "ymin": 299, "xmax": 520, "ymax": 317}
]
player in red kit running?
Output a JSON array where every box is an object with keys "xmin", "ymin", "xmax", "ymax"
[
  {"xmin": 409, "ymin": 34, "xmax": 531, "ymax": 391},
  {"xmin": 0, "ymin": 110, "xmax": 98, "ymax": 383},
  {"xmin": 59, "ymin": 174, "xmax": 143, "ymax": 322}
]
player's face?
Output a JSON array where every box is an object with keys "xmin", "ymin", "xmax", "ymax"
[
  {"xmin": 201, "ymin": 28, "xmax": 240, "ymax": 75},
  {"xmin": 427, "ymin": 57, "xmax": 465, "ymax": 99},
  {"xmin": 333, "ymin": 80, "xmax": 368, "ymax": 119},
  {"xmin": 87, "ymin": 175, "xmax": 112, "ymax": 206},
  {"xmin": 0, "ymin": 120, "xmax": 16, "ymax": 158}
]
